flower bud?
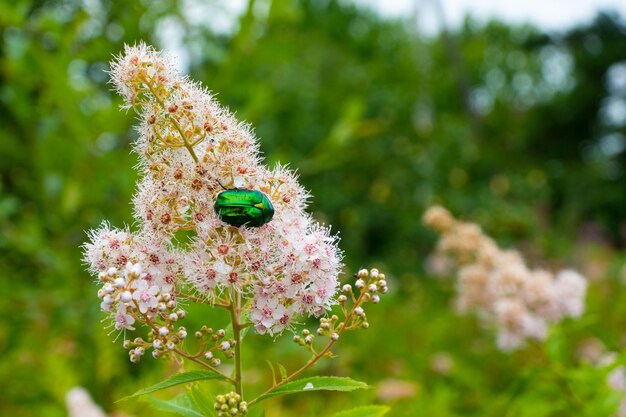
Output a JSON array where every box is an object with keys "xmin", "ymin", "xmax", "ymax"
[
  {"xmin": 159, "ymin": 327, "xmax": 169, "ymax": 336},
  {"xmin": 355, "ymin": 279, "xmax": 365, "ymax": 289},
  {"xmin": 169, "ymin": 313, "xmax": 179, "ymax": 321},
  {"xmin": 205, "ymin": 351, "xmax": 214, "ymax": 360},
  {"xmin": 354, "ymin": 307, "xmax": 365, "ymax": 316},
  {"xmin": 368, "ymin": 284, "xmax": 378, "ymax": 293},
  {"xmin": 357, "ymin": 268, "xmax": 369, "ymax": 278},
  {"xmin": 220, "ymin": 341, "xmax": 231, "ymax": 351},
  {"xmin": 370, "ymin": 268, "xmax": 379, "ymax": 279},
  {"xmin": 342, "ymin": 284, "xmax": 352, "ymax": 293},
  {"xmin": 331, "ymin": 333, "xmax": 339, "ymax": 341},
  {"xmin": 114, "ymin": 278, "xmax": 126, "ymax": 288},
  {"xmin": 120, "ymin": 291, "xmax": 132, "ymax": 303},
  {"xmin": 372, "ymin": 295, "xmax": 380, "ymax": 304},
  {"xmin": 153, "ymin": 340, "xmax": 163, "ymax": 350}
]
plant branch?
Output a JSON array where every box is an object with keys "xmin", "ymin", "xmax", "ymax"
[
  {"xmin": 248, "ymin": 289, "xmax": 367, "ymax": 406},
  {"xmin": 230, "ymin": 290, "xmax": 244, "ymax": 397},
  {"xmin": 173, "ymin": 348, "xmax": 235, "ymax": 384}
]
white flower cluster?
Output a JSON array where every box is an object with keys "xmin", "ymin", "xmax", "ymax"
[
  {"xmin": 423, "ymin": 205, "xmax": 587, "ymax": 351},
  {"xmin": 84, "ymin": 43, "xmax": 342, "ymax": 337}
]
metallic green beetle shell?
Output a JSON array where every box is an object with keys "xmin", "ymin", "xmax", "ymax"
[{"xmin": 213, "ymin": 189, "xmax": 275, "ymax": 227}]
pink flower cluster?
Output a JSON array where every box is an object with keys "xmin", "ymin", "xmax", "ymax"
[
  {"xmin": 424, "ymin": 206, "xmax": 587, "ymax": 351},
  {"xmin": 84, "ymin": 43, "xmax": 342, "ymax": 336}
]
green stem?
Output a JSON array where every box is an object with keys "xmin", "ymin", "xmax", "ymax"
[{"xmin": 230, "ymin": 290, "xmax": 243, "ymax": 397}]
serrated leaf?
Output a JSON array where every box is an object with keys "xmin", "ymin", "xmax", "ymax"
[
  {"xmin": 253, "ymin": 376, "xmax": 370, "ymax": 403},
  {"xmin": 278, "ymin": 363, "xmax": 288, "ymax": 381},
  {"xmin": 146, "ymin": 394, "xmax": 206, "ymax": 417},
  {"xmin": 120, "ymin": 371, "xmax": 226, "ymax": 401},
  {"xmin": 331, "ymin": 405, "xmax": 390, "ymax": 417}
]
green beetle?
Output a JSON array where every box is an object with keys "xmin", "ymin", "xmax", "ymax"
[{"xmin": 214, "ymin": 189, "xmax": 275, "ymax": 227}]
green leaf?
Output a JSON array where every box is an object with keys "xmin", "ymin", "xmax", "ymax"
[
  {"xmin": 187, "ymin": 385, "xmax": 216, "ymax": 416},
  {"xmin": 120, "ymin": 370, "xmax": 226, "ymax": 401},
  {"xmin": 266, "ymin": 360, "xmax": 277, "ymax": 386},
  {"xmin": 278, "ymin": 363, "xmax": 287, "ymax": 381},
  {"xmin": 253, "ymin": 376, "xmax": 370, "ymax": 403},
  {"xmin": 331, "ymin": 406, "xmax": 391, "ymax": 417},
  {"xmin": 146, "ymin": 394, "xmax": 207, "ymax": 417}
]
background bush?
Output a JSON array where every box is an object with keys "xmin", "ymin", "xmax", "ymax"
[{"xmin": 1, "ymin": 0, "xmax": 625, "ymax": 416}]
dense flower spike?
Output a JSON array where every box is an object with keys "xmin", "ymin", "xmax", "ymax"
[
  {"xmin": 423, "ymin": 205, "xmax": 587, "ymax": 351},
  {"xmin": 83, "ymin": 42, "xmax": 343, "ymax": 353}
]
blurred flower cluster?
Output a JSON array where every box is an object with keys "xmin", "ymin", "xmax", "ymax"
[
  {"xmin": 83, "ymin": 42, "xmax": 343, "ymax": 360},
  {"xmin": 423, "ymin": 205, "xmax": 587, "ymax": 351}
]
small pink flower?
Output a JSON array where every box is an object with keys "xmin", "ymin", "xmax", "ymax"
[
  {"xmin": 131, "ymin": 280, "xmax": 159, "ymax": 314},
  {"xmin": 115, "ymin": 306, "xmax": 136, "ymax": 331}
]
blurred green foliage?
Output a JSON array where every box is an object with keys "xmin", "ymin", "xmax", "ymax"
[{"xmin": 1, "ymin": 0, "xmax": 626, "ymax": 416}]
